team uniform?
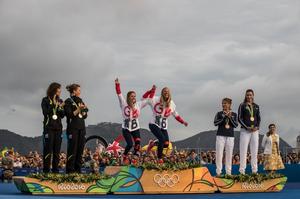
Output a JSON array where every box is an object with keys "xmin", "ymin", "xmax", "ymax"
[
  {"xmin": 115, "ymin": 83, "xmax": 154, "ymax": 155},
  {"xmin": 238, "ymin": 102, "xmax": 261, "ymax": 174},
  {"xmin": 64, "ymin": 96, "xmax": 88, "ymax": 173},
  {"xmin": 41, "ymin": 97, "xmax": 65, "ymax": 173},
  {"xmin": 214, "ymin": 111, "xmax": 238, "ymax": 175},
  {"xmin": 147, "ymin": 95, "xmax": 186, "ymax": 159}
]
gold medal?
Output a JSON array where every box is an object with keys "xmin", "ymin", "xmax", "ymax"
[
  {"xmin": 78, "ymin": 113, "xmax": 83, "ymax": 118},
  {"xmin": 52, "ymin": 114, "xmax": 58, "ymax": 120},
  {"xmin": 225, "ymin": 124, "xmax": 230, "ymax": 129},
  {"xmin": 250, "ymin": 116, "xmax": 255, "ymax": 122}
]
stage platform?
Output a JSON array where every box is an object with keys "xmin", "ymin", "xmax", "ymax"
[
  {"xmin": 1, "ymin": 182, "xmax": 300, "ymax": 199},
  {"xmin": 11, "ymin": 166, "xmax": 287, "ymax": 195}
]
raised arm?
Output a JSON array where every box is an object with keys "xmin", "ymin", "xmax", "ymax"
[
  {"xmin": 115, "ymin": 78, "xmax": 126, "ymax": 107},
  {"xmin": 142, "ymin": 85, "xmax": 156, "ymax": 99},
  {"xmin": 139, "ymin": 85, "xmax": 156, "ymax": 108}
]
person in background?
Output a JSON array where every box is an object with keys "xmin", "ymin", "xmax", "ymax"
[
  {"xmin": 13, "ymin": 157, "xmax": 22, "ymax": 168},
  {"xmin": 41, "ymin": 82, "xmax": 65, "ymax": 173},
  {"xmin": 1, "ymin": 150, "xmax": 14, "ymax": 182},
  {"xmin": 214, "ymin": 98, "xmax": 238, "ymax": 176},
  {"xmin": 262, "ymin": 124, "xmax": 285, "ymax": 174},
  {"xmin": 232, "ymin": 154, "xmax": 240, "ymax": 165},
  {"xmin": 65, "ymin": 84, "xmax": 88, "ymax": 173},
  {"xmin": 238, "ymin": 89, "xmax": 261, "ymax": 174},
  {"xmin": 186, "ymin": 149, "xmax": 200, "ymax": 164}
]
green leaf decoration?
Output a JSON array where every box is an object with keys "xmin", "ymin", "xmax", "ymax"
[
  {"xmin": 95, "ymin": 177, "xmax": 116, "ymax": 190},
  {"xmin": 86, "ymin": 184, "xmax": 108, "ymax": 193},
  {"xmin": 28, "ymin": 173, "xmax": 111, "ymax": 184},
  {"xmin": 26, "ymin": 183, "xmax": 54, "ymax": 193}
]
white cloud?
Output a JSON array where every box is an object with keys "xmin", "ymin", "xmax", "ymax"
[{"xmin": 0, "ymin": 0, "xmax": 299, "ymax": 146}]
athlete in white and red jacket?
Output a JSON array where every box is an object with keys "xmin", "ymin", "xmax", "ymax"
[
  {"xmin": 145, "ymin": 86, "xmax": 188, "ymax": 161},
  {"xmin": 115, "ymin": 78, "xmax": 155, "ymax": 156}
]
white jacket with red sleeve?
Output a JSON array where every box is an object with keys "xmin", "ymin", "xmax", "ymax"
[
  {"xmin": 145, "ymin": 91, "xmax": 186, "ymax": 130},
  {"xmin": 115, "ymin": 83, "xmax": 153, "ymax": 132}
]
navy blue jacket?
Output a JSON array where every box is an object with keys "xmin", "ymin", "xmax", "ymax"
[
  {"xmin": 238, "ymin": 102, "xmax": 261, "ymax": 129},
  {"xmin": 214, "ymin": 111, "xmax": 238, "ymax": 137}
]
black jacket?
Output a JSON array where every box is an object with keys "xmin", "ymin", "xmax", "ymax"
[
  {"xmin": 41, "ymin": 97, "xmax": 65, "ymax": 131},
  {"xmin": 214, "ymin": 111, "xmax": 238, "ymax": 137},
  {"xmin": 64, "ymin": 96, "xmax": 88, "ymax": 131},
  {"xmin": 238, "ymin": 102, "xmax": 261, "ymax": 129}
]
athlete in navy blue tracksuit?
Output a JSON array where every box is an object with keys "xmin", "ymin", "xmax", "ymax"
[
  {"xmin": 41, "ymin": 82, "xmax": 64, "ymax": 173},
  {"xmin": 64, "ymin": 84, "xmax": 88, "ymax": 173}
]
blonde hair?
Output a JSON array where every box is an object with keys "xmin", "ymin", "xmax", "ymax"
[{"xmin": 160, "ymin": 87, "xmax": 171, "ymax": 108}]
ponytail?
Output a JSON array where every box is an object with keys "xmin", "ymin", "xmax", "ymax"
[{"xmin": 66, "ymin": 84, "xmax": 80, "ymax": 95}]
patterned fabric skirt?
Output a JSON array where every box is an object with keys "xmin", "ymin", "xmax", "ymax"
[{"xmin": 264, "ymin": 154, "xmax": 285, "ymax": 171}]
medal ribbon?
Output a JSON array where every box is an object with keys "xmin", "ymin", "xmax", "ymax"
[
  {"xmin": 224, "ymin": 111, "xmax": 230, "ymax": 128},
  {"xmin": 246, "ymin": 104, "xmax": 254, "ymax": 119},
  {"xmin": 225, "ymin": 117, "xmax": 229, "ymax": 126},
  {"xmin": 70, "ymin": 97, "xmax": 84, "ymax": 117},
  {"xmin": 49, "ymin": 98, "xmax": 58, "ymax": 117},
  {"xmin": 246, "ymin": 104, "xmax": 254, "ymax": 128}
]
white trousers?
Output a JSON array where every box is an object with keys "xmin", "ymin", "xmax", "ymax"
[
  {"xmin": 239, "ymin": 129, "xmax": 259, "ymax": 174},
  {"xmin": 216, "ymin": 136, "xmax": 234, "ymax": 175}
]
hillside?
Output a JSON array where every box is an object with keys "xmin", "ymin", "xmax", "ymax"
[{"xmin": 0, "ymin": 123, "xmax": 292, "ymax": 154}]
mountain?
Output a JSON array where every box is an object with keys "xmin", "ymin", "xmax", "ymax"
[
  {"xmin": 0, "ymin": 123, "xmax": 157, "ymax": 154},
  {"xmin": 0, "ymin": 123, "xmax": 292, "ymax": 154},
  {"xmin": 0, "ymin": 129, "xmax": 43, "ymax": 154},
  {"xmin": 174, "ymin": 130, "xmax": 292, "ymax": 153}
]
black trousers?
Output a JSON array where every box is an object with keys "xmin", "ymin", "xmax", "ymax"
[
  {"xmin": 149, "ymin": 124, "xmax": 169, "ymax": 159},
  {"xmin": 66, "ymin": 128, "xmax": 86, "ymax": 173},
  {"xmin": 122, "ymin": 128, "xmax": 141, "ymax": 155},
  {"xmin": 43, "ymin": 129, "xmax": 62, "ymax": 173}
]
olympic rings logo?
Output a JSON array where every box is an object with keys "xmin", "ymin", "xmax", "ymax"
[{"xmin": 153, "ymin": 174, "xmax": 180, "ymax": 188}]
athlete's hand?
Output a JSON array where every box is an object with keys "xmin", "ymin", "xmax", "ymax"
[
  {"xmin": 59, "ymin": 102, "xmax": 65, "ymax": 108},
  {"xmin": 227, "ymin": 112, "xmax": 232, "ymax": 117},
  {"xmin": 152, "ymin": 85, "xmax": 156, "ymax": 90},
  {"xmin": 183, "ymin": 121, "xmax": 188, "ymax": 127},
  {"xmin": 79, "ymin": 103, "xmax": 85, "ymax": 110},
  {"xmin": 115, "ymin": 78, "xmax": 119, "ymax": 84}
]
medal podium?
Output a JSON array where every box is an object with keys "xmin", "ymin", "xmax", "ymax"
[{"xmin": 13, "ymin": 166, "xmax": 287, "ymax": 195}]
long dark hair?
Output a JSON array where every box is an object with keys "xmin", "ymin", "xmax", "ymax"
[
  {"xmin": 267, "ymin": 123, "xmax": 276, "ymax": 137},
  {"xmin": 243, "ymin": 89, "xmax": 254, "ymax": 103},
  {"xmin": 47, "ymin": 82, "xmax": 61, "ymax": 98},
  {"xmin": 66, "ymin": 84, "xmax": 80, "ymax": 95}
]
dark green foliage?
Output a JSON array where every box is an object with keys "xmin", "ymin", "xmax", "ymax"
[
  {"xmin": 217, "ymin": 173, "xmax": 286, "ymax": 183},
  {"xmin": 28, "ymin": 173, "xmax": 111, "ymax": 184}
]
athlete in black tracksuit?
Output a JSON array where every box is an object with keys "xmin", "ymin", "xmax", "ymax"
[
  {"xmin": 64, "ymin": 96, "xmax": 88, "ymax": 173},
  {"xmin": 41, "ymin": 96, "xmax": 64, "ymax": 173}
]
